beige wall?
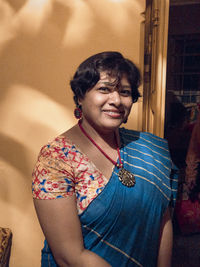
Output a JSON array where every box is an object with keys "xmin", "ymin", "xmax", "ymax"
[{"xmin": 0, "ymin": 0, "xmax": 145, "ymax": 266}]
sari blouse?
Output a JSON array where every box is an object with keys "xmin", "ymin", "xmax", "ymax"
[{"xmin": 32, "ymin": 128, "xmax": 178, "ymax": 267}]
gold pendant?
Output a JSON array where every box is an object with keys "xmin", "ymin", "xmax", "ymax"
[{"xmin": 118, "ymin": 168, "xmax": 136, "ymax": 187}]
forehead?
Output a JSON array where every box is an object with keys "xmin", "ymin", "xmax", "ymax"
[{"xmin": 98, "ymin": 71, "xmax": 130, "ymax": 85}]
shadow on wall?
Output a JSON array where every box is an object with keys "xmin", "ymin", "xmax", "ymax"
[
  {"xmin": 0, "ymin": 0, "xmax": 143, "ymax": 102},
  {"xmin": 0, "ymin": 0, "xmax": 143, "ymax": 205},
  {"xmin": 0, "ymin": 0, "xmax": 74, "ymax": 105},
  {"xmin": 0, "ymin": 133, "xmax": 30, "ymax": 178},
  {"xmin": 0, "ymin": 1, "xmax": 145, "ymax": 265},
  {"xmin": 5, "ymin": 0, "xmax": 27, "ymax": 12}
]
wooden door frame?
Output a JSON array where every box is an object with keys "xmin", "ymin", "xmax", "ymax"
[{"xmin": 143, "ymin": 0, "xmax": 170, "ymax": 138}]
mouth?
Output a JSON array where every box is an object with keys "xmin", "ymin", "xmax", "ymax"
[{"xmin": 103, "ymin": 110, "xmax": 124, "ymax": 118}]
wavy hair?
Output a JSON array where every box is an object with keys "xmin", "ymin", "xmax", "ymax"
[{"xmin": 70, "ymin": 51, "xmax": 141, "ymax": 105}]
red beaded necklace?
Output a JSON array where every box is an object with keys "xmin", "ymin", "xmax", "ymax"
[
  {"xmin": 78, "ymin": 120, "xmax": 123, "ymax": 168},
  {"xmin": 78, "ymin": 120, "xmax": 136, "ymax": 187}
]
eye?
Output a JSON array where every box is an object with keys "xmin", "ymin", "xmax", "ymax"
[
  {"xmin": 119, "ymin": 89, "xmax": 132, "ymax": 97},
  {"xmin": 98, "ymin": 87, "xmax": 111, "ymax": 93}
]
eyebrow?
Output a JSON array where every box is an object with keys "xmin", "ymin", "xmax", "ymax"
[
  {"xmin": 98, "ymin": 81, "xmax": 131, "ymax": 88},
  {"xmin": 98, "ymin": 81, "xmax": 117, "ymax": 86}
]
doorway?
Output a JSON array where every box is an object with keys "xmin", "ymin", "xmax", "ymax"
[
  {"xmin": 165, "ymin": 0, "xmax": 200, "ymax": 170},
  {"xmin": 164, "ymin": 1, "xmax": 200, "ymax": 266}
]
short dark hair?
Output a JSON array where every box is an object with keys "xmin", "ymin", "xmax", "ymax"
[{"xmin": 70, "ymin": 51, "xmax": 141, "ymax": 105}]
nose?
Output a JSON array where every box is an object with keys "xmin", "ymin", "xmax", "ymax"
[{"xmin": 109, "ymin": 90, "xmax": 121, "ymax": 106}]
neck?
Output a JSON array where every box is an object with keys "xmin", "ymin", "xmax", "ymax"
[
  {"xmin": 79, "ymin": 119, "xmax": 120, "ymax": 149},
  {"xmin": 78, "ymin": 119, "xmax": 123, "ymax": 168}
]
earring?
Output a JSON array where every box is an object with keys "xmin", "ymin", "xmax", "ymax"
[
  {"xmin": 123, "ymin": 117, "xmax": 128, "ymax": 124},
  {"xmin": 74, "ymin": 105, "xmax": 82, "ymax": 119}
]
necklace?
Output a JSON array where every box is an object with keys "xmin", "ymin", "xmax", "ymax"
[{"xmin": 78, "ymin": 120, "xmax": 135, "ymax": 187}]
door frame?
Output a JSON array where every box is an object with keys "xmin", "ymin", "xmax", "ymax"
[{"xmin": 143, "ymin": 0, "xmax": 170, "ymax": 138}]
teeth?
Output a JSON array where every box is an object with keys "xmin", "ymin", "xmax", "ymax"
[
  {"xmin": 107, "ymin": 111, "xmax": 120, "ymax": 114},
  {"xmin": 105, "ymin": 111, "xmax": 121, "ymax": 114}
]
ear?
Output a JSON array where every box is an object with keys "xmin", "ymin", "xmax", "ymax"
[
  {"xmin": 78, "ymin": 98, "xmax": 82, "ymax": 106},
  {"xmin": 78, "ymin": 95, "xmax": 85, "ymax": 106}
]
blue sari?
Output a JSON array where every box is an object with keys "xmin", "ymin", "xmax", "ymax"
[{"xmin": 41, "ymin": 129, "xmax": 178, "ymax": 267}]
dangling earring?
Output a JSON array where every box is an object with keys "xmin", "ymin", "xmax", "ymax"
[
  {"xmin": 74, "ymin": 105, "xmax": 82, "ymax": 119},
  {"xmin": 123, "ymin": 117, "xmax": 128, "ymax": 124}
]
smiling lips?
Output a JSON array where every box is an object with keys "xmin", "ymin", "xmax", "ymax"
[{"xmin": 103, "ymin": 109, "xmax": 124, "ymax": 118}]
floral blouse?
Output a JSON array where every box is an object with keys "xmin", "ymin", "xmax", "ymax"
[{"xmin": 32, "ymin": 136, "xmax": 109, "ymax": 214}]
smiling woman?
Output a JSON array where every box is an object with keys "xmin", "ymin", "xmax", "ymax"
[
  {"xmin": 32, "ymin": 51, "xmax": 178, "ymax": 267},
  {"xmin": 79, "ymin": 72, "xmax": 133, "ymax": 133}
]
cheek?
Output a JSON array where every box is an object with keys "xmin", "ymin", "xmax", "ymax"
[
  {"xmin": 82, "ymin": 95, "xmax": 104, "ymax": 112},
  {"xmin": 125, "ymin": 103, "xmax": 133, "ymax": 116},
  {"xmin": 88, "ymin": 96, "xmax": 107, "ymax": 109},
  {"xmin": 124, "ymin": 100, "xmax": 133, "ymax": 111},
  {"xmin": 94, "ymin": 94, "xmax": 107, "ymax": 104}
]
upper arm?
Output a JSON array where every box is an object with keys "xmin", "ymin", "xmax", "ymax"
[
  {"xmin": 157, "ymin": 208, "xmax": 173, "ymax": 267},
  {"xmin": 34, "ymin": 196, "xmax": 84, "ymax": 265},
  {"xmin": 32, "ymin": 143, "xmax": 84, "ymax": 265},
  {"xmin": 32, "ymin": 143, "xmax": 111, "ymax": 267}
]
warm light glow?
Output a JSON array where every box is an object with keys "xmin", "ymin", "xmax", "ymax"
[
  {"xmin": 0, "ymin": 0, "xmax": 145, "ymax": 266},
  {"xmin": 14, "ymin": 0, "xmax": 52, "ymax": 34},
  {"xmin": 0, "ymin": 0, "xmax": 52, "ymax": 39},
  {"xmin": 109, "ymin": 0, "xmax": 123, "ymax": 2},
  {"xmin": 0, "ymin": 1, "xmax": 15, "ymax": 47},
  {"xmin": 62, "ymin": 1, "xmax": 94, "ymax": 46},
  {"xmin": 0, "ymin": 85, "xmax": 75, "ymax": 150}
]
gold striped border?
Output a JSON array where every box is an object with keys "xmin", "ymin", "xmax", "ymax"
[
  {"xmin": 123, "ymin": 152, "xmax": 172, "ymax": 181},
  {"xmin": 134, "ymin": 174, "xmax": 171, "ymax": 200},
  {"xmin": 83, "ymin": 225, "xmax": 143, "ymax": 267},
  {"xmin": 116, "ymin": 171, "xmax": 170, "ymax": 200},
  {"xmin": 141, "ymin": 132, "xmax": 168, "ymax": 143},
  {"xmin": 114, "ymin": 170, "xmax": 176, "ymax": 200},
  {"xmin": 123, "ymin": 160, "xmax": 174, "ymax": 191},
  {"xmin": 125, "ymin": 142, "xmax": 170, "ymax": 161},
  {"xmin": 124, "ymin": 131, "xmax": 168, "ymax": 149},
  {"xmin": 123, "ymin": 147, "xmax": 171, "ymax": 172}
]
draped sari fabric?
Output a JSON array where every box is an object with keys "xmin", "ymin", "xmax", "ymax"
[
  {"xmin": 33, "ymin": 128, "xmax": 178, "ymax": 267},
  {"xmin": 79, "ymin": 129, "xmax": 178, "ymax": 267}
]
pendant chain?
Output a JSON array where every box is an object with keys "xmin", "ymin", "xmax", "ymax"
[{"xmin": 78, "ymin": 120, "xmax": 123, "ymax": 168}]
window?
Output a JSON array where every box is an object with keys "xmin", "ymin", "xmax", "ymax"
[{"xmin": 167, "ymin": 34, "xmax": 200, "ymax": 104}]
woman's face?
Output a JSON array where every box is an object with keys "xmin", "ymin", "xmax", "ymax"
[{"xmin": 79, "ymin": 71, "xmax": 133, "ymax": 133}]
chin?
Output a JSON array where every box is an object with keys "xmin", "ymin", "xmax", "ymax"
[{"xmin": 100, "ymin": 120, "xmax": 123, "ymax": 130}]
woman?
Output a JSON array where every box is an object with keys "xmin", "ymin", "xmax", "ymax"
[
  {"xmin": 185, "ymin": 112, "xmax": 200, "ymax": 198},
  {"xmin": 174, "ymin": 112, "xmax": 200, "ymax": 234},
  {"xmin": 32, "ymin": 51, "xmax": 178, "ymax": 267}
]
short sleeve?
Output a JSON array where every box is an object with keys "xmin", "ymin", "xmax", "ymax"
[{"xmin": 32, "ymin": 143, "xmax": 75, "ymax": 200}]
